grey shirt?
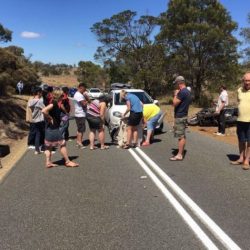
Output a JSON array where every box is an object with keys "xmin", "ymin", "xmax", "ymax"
[{"xmin": 28, "ymin": 98, "xmax": 45, "ymax": 123}]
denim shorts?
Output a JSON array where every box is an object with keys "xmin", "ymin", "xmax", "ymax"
[
  {"xmin": 147, "ymin": 112, "xmax": 162, "ymax": 131},
  {"xmin": 237, "ymin": 121, "xmax": 250, "ymax": 143}
]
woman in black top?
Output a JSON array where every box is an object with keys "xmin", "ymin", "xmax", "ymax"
[{"xmin": 42, "ymin": 90, "xmax": 78, "ymax": 168}]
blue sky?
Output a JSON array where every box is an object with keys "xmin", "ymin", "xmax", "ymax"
[{"xmin": 0, "ymin": 0, "xmax": 249, "ymax": 65}]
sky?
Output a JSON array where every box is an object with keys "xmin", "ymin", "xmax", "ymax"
[{"xmin": 0, "ymin": 0, "xmax": 249, "ymax": 65}]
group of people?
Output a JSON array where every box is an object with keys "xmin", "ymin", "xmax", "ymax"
[
  {"xmin": 27, "ymin": 85, "xmax": 78, "ymax": 168},
  {"xmin": 26, "ymin": 72, "xmax": 250, "ymax": 169}
]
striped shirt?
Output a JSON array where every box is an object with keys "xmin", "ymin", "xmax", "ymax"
[{"xmin": 87, "ymin": 99, "xmax": 100, "ymax": 117}]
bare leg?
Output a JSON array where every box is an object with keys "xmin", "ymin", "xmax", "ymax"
[
  {"xmin": 98, "ymin": 128, "xmax": 105, "ymax": 148},
  {"xmin": 145, "ymin": 130, "xmax": 153, "ymax": 144},
  {"xmin": 44, "ymin": 147, "xmax": 52, "ymax": 167},
  {"xmin": 133, "ymin": 127, "xmax": 138, "ymax": 145},
  {"xmin": 60, "ymin": 145, "xmax": 70, "ymax": 162},
  {"xmin": 60, "ymin": 145, "xmax": 79, "ymax": 167},
  {"xmin": 177, "ymin": 137, "xmax": 186, "ymax": 158},
  {"xmin": 238, "ymin": 142, "xmax": 246, "ymax": 163},
  {"xmin": 76, "ymin": 131, "xmax": 83, "ymax": 145},
  {"xmin": 243, "ymin": 142, "xmax": 250, "ymax": 166},
  {"xmin": 127, "ymin": 126, "xmax": 132, "ymax": 145},
  {"xmin": 89, "ymin": 129, "xmax": 96, "ymax": 149}
]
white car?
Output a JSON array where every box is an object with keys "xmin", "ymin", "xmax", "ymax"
[
  {"xmin": 105, "ymin": 88, "xmax": 164, "ymax": 141},
  {"xmin": 87, "ymin": 88, "xmax": 102, "ymax": 99}
]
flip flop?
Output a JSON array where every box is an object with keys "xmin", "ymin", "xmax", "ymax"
[
  {"xmin": 46, "ymin": 163, "xmax": 58, "ymax": 168},
  {"xmin": 230, "ymin": 161, "xmax": 243, "ymax": 165},
  {"xmin": 169, "ymin": 156, "xmax": 183, "ymax": 161},
  {"xmin": 242, "ymin": 164, "xmax": 250, "ymax": 170}
]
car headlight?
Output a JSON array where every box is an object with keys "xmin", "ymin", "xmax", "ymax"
[{"xmin": 113, "ymin": 111, "xmax": 122, "ymax": 118}]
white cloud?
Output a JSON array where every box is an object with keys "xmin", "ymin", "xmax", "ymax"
[{"xmin": 20, "ymin": 31, "xmax": 41, "ymax": 39}]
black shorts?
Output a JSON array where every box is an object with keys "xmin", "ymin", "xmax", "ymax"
[
  {"xmin": 237, "ymin": 121, "xmax": 250, "ymax": 143},
  {"xmin": 86, "ymin": 115, "xmax": 103, "ymax": 130},
  {"xmin": 128, "ymin": 112, "xmax": 143, "ymax": 126},
  {"xmin": 75, "ymin": 117, "xmax": 86, "ymax": 133}
]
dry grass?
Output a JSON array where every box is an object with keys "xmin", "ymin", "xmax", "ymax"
[{"xmin": 41, "ymin": 74, "xmax": 78, "ymax": 87}]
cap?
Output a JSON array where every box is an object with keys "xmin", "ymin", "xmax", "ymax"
[{"xmin": 174, "ymin": 76, "xmax": 185, "ymax": 84}]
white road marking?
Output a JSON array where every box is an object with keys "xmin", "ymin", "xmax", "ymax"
[
  {"xmin": 129, "ymin": 149, "xmax": 219, "ymax": 250},
  {"xmin": 135, "ymin": 147, "xmax": 241, "ymax": 250}
]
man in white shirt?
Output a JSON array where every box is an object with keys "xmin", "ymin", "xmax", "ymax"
[
  {"xmin": 74, "ymin": 83, "xmax": 89, "ymax": 148},
  {"xmin": 215, "ymin": 85, "xmax": 228, "ymax": 136}
]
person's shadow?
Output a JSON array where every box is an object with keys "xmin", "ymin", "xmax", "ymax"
[
  {"xmin": 53, "ymin": 156, "xmax": 79, "ymax": 166},
  {"xmin": 227, "ymin": 154, "xmax": 239, "ymax": 161}
]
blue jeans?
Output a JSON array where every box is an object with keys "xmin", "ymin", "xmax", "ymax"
[{"xmin": 147, "ymin": 112, "xmax": 162, "ymax": 131}]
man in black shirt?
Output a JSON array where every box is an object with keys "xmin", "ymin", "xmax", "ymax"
[{"xmin": 170, "ymin": 76, "xmax": 192, "ymax": 161}]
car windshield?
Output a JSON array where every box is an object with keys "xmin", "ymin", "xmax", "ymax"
[
  {"xmin": 90, "ymin": 89, "xmax": 101, "ymax": 93},
  {"xmin": 114, "ymin": 91, "xmax": 153, "ymax": 105}
]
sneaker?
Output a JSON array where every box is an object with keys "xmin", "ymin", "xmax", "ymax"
[
  {"xmin": 28, "ymin": 145, "xmax": 35, "ymax": 150},
  {"xmin": 34, "ymin": 151, "xmax": 41, "ymax": 155},
  {"xmin": 214, "ymin": 132, "xmax": 225, "ymax": 136}
]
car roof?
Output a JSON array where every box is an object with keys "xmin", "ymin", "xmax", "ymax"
[{"xmin": 112, "ymin": 89, "xmax": 144, "ymax": 93}]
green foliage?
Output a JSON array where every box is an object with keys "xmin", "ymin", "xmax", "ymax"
[
  {"xmin": 0, "ymin": 23, "xmax": 12, "ymax": 43},
  {"xmin": 91, "ymin": 10, "xmax": 166, "ymax": 93},
  {"xmin": 240, "ymin": 13, "xmax": 250, "ymax": 63},
  {"xmin": 33, "ymin": 61, "xmax": 73, "ymax": 76},
  {"xmin": 0, "ymin": 47, "xmax": 39, "ymax": 96},
  {"xmin": 157, "ymin": 0, "xmax": 240, "ymax": 100},
  {"xmin": 76, "ymin": 61, "xmax": 109, "ymax": 88}
]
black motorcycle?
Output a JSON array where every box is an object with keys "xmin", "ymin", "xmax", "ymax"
[{"xmin": 187, "ymin": 107, "xmax": 238, "ymax": 127}]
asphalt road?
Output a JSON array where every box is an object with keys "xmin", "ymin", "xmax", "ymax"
[{"xmin": 0, "ymin": 122, "xmax": 249, "ymax": 250}]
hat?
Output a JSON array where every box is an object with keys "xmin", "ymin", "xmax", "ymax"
[{"xmin": 174, "ymin": 76, "xmax": 185, "ymax": 84}]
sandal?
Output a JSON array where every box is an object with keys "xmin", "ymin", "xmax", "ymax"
[
  {"xmin": 46, "ymin": 163, "xmax": 58, "ymax": 168},
  {"xmin": 169, "ymin": 155, "xmax": 183, "ymax": 161},
  {"xmin": 100, "ymin": 145, "xmax": 109, "ymax": 150},
  {"xmin": 90, "ymin": 146, "xmax": 98, "ymax": 150},
  {"xmin": 230, "ymin": 160, "xmax": 243, "ymax": 165},
  {"xmin": 65, "ymin": 161, "xmax": 79, "ymax": 168},
  {"xmin": 142, "ymin": 141, "xmax": 150, "ymax": 146},
  {"xmin": 123, "ymin": 144, "xmax": 130, "ymax": 149}
]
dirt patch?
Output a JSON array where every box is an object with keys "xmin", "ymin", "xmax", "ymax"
[{"xmin": 41, "ymin": 74, "xmax": 78, "ymax": 87}]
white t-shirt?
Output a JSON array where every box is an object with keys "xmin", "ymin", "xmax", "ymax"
[
  {"xmin": 216, "ymin": 90, "xmax": 228, "ymax": 112},
  {"xmin": 74, "ymin": 91, "xmax": 86, "ymax": 117}
]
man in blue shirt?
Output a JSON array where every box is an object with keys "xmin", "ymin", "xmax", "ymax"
[
  {"xmin": 120, "ymin": 90, "xmax": 143, "ymax": 148},
  {"xmin": 170, "ymin": 76, "xmax": 192, "ymax": 161}
]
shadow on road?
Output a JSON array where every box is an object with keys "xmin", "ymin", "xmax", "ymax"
[
  {"xmin": 227, "ymin": 154, "xmax": 239, "ymax": 161},
  {"xmin": 53, "ymin": 156, "xmax": 79, "ymax": 166}
]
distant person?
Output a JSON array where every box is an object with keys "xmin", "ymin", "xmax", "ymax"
[
  {"xmin": 42, "ymin": 89, "xmax": 79, "ymax": 168},
  {"xmin": 58, "ymin": 87, "xmax": 70, "ymax": 141},
  {"xmin": 73, "ymin": 83, "xmax": 89, "ymax": 149},
  {"xmin": 120, "ymin": 90, "xmax": 143, "ymax": 148},
  {"xmin": 214, "ymin": 85, "xmax": 228, "ymax": 136},
  {"xmin": 16, "ymin": 81, "xmax": 24, "ymax": 95},
  {"xmin": 28, "ymin": 87, "xmax": 45, "ymax": 154},
  {"xmin": 231, "ymin": 72, "xmax": 250, "ymax": 169},
  {"xmin": 142, "ymin": 103, "xmax": 162, "ymax": 146},
  {"xmin": 86, "ymin": 94, "xmax": 110, "ymax": 150},
  {"xmin": 170, "ymin": 76, "xmax": 192, "ymax": 161}
]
